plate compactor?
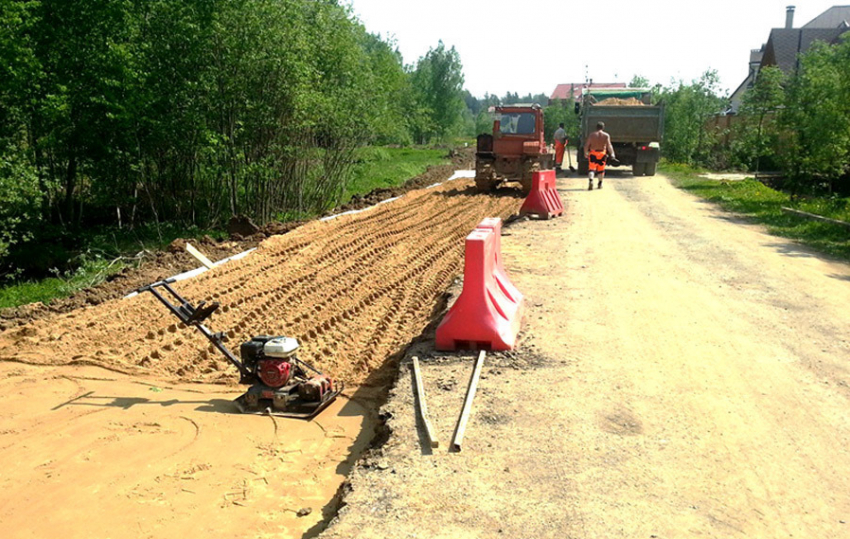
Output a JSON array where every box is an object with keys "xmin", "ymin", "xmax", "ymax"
[{"xmin": 138, "ymin": 279, "xmax": 342, "ymax": 419}]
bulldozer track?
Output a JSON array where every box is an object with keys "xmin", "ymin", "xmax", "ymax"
[{"xmin": 0, "ymin": 179, "xmax": 520, "ymax": 386}]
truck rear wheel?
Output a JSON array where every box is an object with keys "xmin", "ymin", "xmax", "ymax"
[
  {"xmin": 633, "ymin": 162, "xmax": 646, "ymax": 176},
  {"xmin": 645, "ymin": 162, "xmax": 657, "ymax": 176}
]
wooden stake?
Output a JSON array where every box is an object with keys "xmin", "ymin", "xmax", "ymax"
[
  {"xmin": 451, "ymin": 350, "xmax": 486, "ymax": 452},
  {"xmin": 412, "ymin": 357, "xmax": 439, "ymax": 449},
  {"xmin": 186, "ymin": 242, "xmax": 216, "ymax": 269}
]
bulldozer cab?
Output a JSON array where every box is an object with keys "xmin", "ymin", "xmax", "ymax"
[
  {"xmin": 475, "ymin": 103, "xmax": 553, "ymax": 194},
  {"xmin": 491, "ymin": 104, "xmax": 545, "ymax": 157},
  {"xmin": 498, "ymin": 111, "xmax": 536, "ymax": 135},
  {"xmin": 493, "ymin": 104, "xmax": 543, "ymax": 139}
]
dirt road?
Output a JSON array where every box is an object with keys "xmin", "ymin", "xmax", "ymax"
[
  {"xmin": 0, "ymin": 177, "xmax": 519, "ymax": 538},
  {"xmin": 323, "ymin": 170, "xmax": 850, "ymax": 538}
]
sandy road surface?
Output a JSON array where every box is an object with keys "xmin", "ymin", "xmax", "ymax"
[
  {"xmin": 323, "ymin": 170, "xmax": 850, "ymax": 538},
  {"xmin": 0, "ymin": 178, "xmax": 520, "ymax": 538}
]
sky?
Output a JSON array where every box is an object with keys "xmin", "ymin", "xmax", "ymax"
[{"xmin": 345, "ymin": 0, "xmax": 842, "ymax": 98}]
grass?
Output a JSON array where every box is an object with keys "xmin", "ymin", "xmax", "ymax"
[
  {"xmin": 0, "ymin": 257, "xmax": 122, "ymax": 309},
  {"xmin": 1, "ymin": 146, "xmax": 453, "ymax": 310},
  {"xmin": 343, "ymin": 146, "xmax": 450, "ymax": 204},
  {"xmin": 661, "ymin": 162, "xmax": 850, "ymax": 262},
  {"xmin": 0, "ymin": 223, "xmax": 227, "ymax": 310}
]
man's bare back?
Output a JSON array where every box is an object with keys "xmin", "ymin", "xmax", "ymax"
[
  {"xmin": 584, "ymin": 130, "xmax": 614, "ymax": 156},
  {"xmin": 584, "ymin": 122, "xmax": 615, "ymax": 190}
]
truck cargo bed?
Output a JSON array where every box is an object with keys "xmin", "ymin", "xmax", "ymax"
[{"xmin": 584, "ymin": 105, "xmax": 664, "ymax": 144}]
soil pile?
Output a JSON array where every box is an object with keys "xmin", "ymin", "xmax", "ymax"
[
  {"xmin": 0, "ymin": 177, "xmax": 518, "ymax": 386},
  {"xmin": 595, "ymin": 97, "xmax": 645, "ymax": 106},
  {"xmin": 0, "ymin": 150, "xmax": 472, "ymax": 330}
]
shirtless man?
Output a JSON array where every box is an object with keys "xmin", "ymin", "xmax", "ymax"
[{"xmin": 583, "ymin": 122, "xmax": 615, "ymax": 190}]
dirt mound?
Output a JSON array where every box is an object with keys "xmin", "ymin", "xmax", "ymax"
[
  {"xmin": 0, "ymin": 175, "xmax": 518, "ymax": 386},
  {"xmin": 0, "ymin": 149, "xmax": 473, "ymax": 331},
  {"xmin": 596, "ymin": 97, "xmax": 645, "ymax": 106}
]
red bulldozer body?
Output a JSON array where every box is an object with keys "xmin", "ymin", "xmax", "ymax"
[{"xmin": 474, "ymin": 104, "xmax": 554, "ymax": 194}]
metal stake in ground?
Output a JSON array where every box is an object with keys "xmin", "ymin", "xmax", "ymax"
[
  {"xmin": 411, "ymin": 357, "xmax": 439, "ymax": 449},
  {"xmin": 451, "ymin": 350, "xmax": 486, "ymax": 452}
]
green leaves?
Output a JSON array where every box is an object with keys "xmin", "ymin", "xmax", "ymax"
[
  {"xmin": 407, "ymin": 41, "xmax": 466, "ymax": 144},
  {"xmin": 778, "ymin": 38, "xmax": 850, "ymax": 189},
  {"xmin": 658, "ymin": 70, "xmax": 727, "ymax": 165},
  {"xmin": 1, "ymin": 0, "xmax": 461, "ymax": 278}
]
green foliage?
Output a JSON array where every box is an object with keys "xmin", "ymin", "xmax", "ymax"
[
  {"xmin": 543, "ymin": 102, "xmax": 579, "ymax": 144},
  {"xmin": 777, "ymin": 38, "xmax": 850, "ymax": 191},
  {"xmin": 408, "ymin": 41, "xmax": 466, "ymax": 143},
  {"xmin": 0, "ymin": 0, "xmax": 470, "ymax": 279},
  {"xmin": 663, "ymin": 162, "xmax": 850, "ymax": 261},
  {"xmin": 345, "ymin": 146, "xmax": 448, "ymax": 203},
  {"xmin": 0, "ymin": 147, "xmax": 41, "ymax": 264},
  {"xmin": 728, "ymin": 66, "xmax": 785, "ymax": 171},
  {"xmin": 474, "ymin": 110, "xmax": 494, "ymax": 137},
  {"xmin": 658, "ymin": 70, "xmax": 727, "ymax": 166}
]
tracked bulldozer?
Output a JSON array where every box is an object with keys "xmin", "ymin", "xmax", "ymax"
[{"xmin": 474, "ymin": 104, "xmax": 554, "ymax": 194}]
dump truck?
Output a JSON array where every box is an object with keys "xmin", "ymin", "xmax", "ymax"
[
  {"xmin": 475, "ymin": 104, "xmax": 554, "ymax": 194},
  {"xmin": 575, "ymin": 88, "xmax": 664, "ymax": 176}
]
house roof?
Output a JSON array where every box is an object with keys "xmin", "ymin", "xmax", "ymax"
[
  {"xmin": 761, "ymin": 27, "xmax": 848, "ymax": 73},
  {"xmin": 549, "ymin": 82, "xmax": 625, "ymax": 101},
  {"xmin": 730, "ymin": 6, "xmax": 850, "ymax": 114},
  {"xmin": 802, "ymin": 5, "xmax": 850, "ymax": 28}
]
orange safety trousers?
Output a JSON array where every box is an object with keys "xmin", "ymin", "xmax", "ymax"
[
  {"xmin": 555, "ymin": 141, "xmax": 566, "ymax": 165},
  {"xmin": 588, "ymin": 150, "xmax": 607, "ymax": 172}
]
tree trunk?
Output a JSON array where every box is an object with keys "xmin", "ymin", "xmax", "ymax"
[{"xmin": 63, "ymin": 151, "xmax": 78, "ymax": 224}]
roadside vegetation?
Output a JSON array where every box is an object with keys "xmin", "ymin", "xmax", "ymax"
[
  {"xmin": 0, "ymin": 145, "xmax": 449, "ymax": 309},
  {"xmin": 345, "ymin": 147, "xmax": 449, "ymax": 204},
  {"xmin": 0, "ymin": 222, "xmax": 227, "ymax": 309},
  {"xmin": 650, "ymin": 37, "xmax": 850, "ymax": 197},
  {"xmin": 0, "ymin": 0, "xmax": 467, "ymax": 306},
  {"xmin": 0, "ymin": 0, "xmax": 466, "ymax": 279},
  {"xmin": 662, "ymin": 162, "xmax": 850, "ymax": 261},
  {"xmin": 642, "ymin": 38, "xmax": 850, "ymax": 262},
  {"xmin": 3, "ymin": 2, "xmax": 847, "ymax": 308}
]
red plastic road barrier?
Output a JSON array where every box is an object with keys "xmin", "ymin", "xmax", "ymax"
[
  {"xmin": 520, "ymin": 170, "xmax": 564, "ymax": 219},
  {"xmin": 435, "ymin": 220, "xmax": 523, "ymax": 351},
  {"xmin": 475, "ymin": 217, "xmax": 521, "ymax": 305}
]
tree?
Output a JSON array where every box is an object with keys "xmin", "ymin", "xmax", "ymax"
[
  {"xmin": 736, "ymin": 66, "xmax": 785, "ymax": 172},
  {"xmin": 778, "ymin": 38, "xmax": 850, "ymax": 192},
  {"xmin": 0, "ymin": 0, "xmax": 43, "ymax": 264},
  {"xmin": 658, "ymin": 70, "xmax": 727, "ymax": 165},
  {"xmin": 409, "ymin": 41, "xmax": 466, "ymax": 143},
  {"xmin": 0, "ymin": 0, "xmax": 447, "ymax": 278}
]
